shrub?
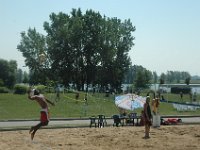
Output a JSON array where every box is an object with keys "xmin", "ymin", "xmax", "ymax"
[
  {"xmin": 14, "ymin": 84, "xmax": 28, "ymax": 94},
  {"xmin": 0, "ymin": 79, "xmax": 4, "ymax": 86},
  {"xmin": 171, "ymin": 87, "xmax": 191, "ymax": 94},
  {"xmin": 35, "ymin": 85, "xmax": 47, "ymax": 93},
  {"xmin": 0, "ymin": 87, "xmax": 9, "ymax": 93}
]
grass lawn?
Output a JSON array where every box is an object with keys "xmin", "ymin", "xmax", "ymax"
[
  {"xmin": 0, "ymin": 91, "xmax": 199, "ymax": 120},
  {"xmin": 0, "ymin": 92, "xmax": 119, "ymax": 120}
]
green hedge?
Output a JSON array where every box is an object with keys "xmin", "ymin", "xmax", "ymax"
[
  {"xmin": 171, "ymin": 87, "xmax": 191, "ymax": 94},
  {"xmin": 35, "ymin": 85, "xmax": 47, "ymax": 93},
  {"xmin": 0, "ymin": 87, "xmax": 9, "ymax": 93},
  {"xmin": 14, "ymin": 84, "xmax": 28, "ymax": 94}
]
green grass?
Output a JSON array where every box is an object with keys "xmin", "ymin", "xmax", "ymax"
[
  {"xmin": 0, "ymin": 92, "xmax": 120, "ymax": 119},
  {"xmin": 0, "ymin": 93, "xmax": 39, "ymax": 119},
  {"xmin": 0, "ymin": 91, "xmax": 199, "ymax": 120}
]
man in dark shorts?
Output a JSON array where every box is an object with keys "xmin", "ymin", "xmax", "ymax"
[
  {"xmin": 143, "ymin": 96, "xmax": 152, "ymax": 139},
  {"xmin": 28, "ymin": 89, "xmax": 54, "ymax": 140}
]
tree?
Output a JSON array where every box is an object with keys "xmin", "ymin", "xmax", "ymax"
[
  {"xmin": 7, "ymin": 60, "xmax": 17, "ymax": 88},
  {"xmin": 49, "ymin": 13, "xmax": 74, "ymax": 84},
  {"xmin": 134, "ymin": 65, "xmax": 152, "ymax": 89},
  {"xmin": 160, "ymin": 73, "xmax": 166, "ymax": 84},
  {"xmin": 0, "ymin": 59, "xmax": 9, "ymax": 86},
  {"xmin": 0, "ymin": 59, "xmax": 17, "ymax": 88},
  {"xmin": 166, "ymin": 71, "xmax": 174, "ymax": 83},
  {"xmin": 123, "ymin": 65, "xmax": 136, "ymax": 84},
  {"xmin": 16, "ymin": 69, "xmax": 23, "ymax": 83},
  {"xmin": 17, "ymin": 28, "xmax": 50, "ymax": 84},
  {"xmin": 185, "ymin": 77, "xmax": 190, "ymax": 85},
  {"xmin": 44, "ymin": 8, "xmax": 135, "ymax": 91},
  {"xmin": 108, "ymin": 18, "xmax": 135, "ymax": 91},
  {"xmin": 23, "ymin": 71, "xmax": 29, "ymax": 83},
  {"xmin": 0, "ymin": 79, "xmax": 3, "ymax": 86},
  {"xmin": 160, "ymin": 71, "xmax": 191, "ymax": 84},
  {"xmin": 152, "ymin": 71, "xmax": 158, "ymax": 84},
  {"xmin": 18, "ymin": 8, "xmax": 135, "ymax": 91}
]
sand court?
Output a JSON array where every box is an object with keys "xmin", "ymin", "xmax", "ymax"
[{"xmin": 0, "ymin": 125, "xmax": 199, "ymax": 150}]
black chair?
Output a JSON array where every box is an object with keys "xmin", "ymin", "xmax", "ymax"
[
  {"xmin": 127, "ymin": 113, "xmax": 137, "ymax": 126},
  {"xmin": 112, "ymin": 115, "xmax": 121, "ymax": 127},
  {"xmin": 89, "ymin": 116, "xmax": 97, "ymax": 128},
  {"xmin": 97, "ymin": 115, "xmax": 106, "ymax": 128}
]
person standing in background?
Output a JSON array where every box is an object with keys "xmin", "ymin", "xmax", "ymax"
[{"xmin": 143, "ymin": 96, "xmax": 152, "ymax": 139}]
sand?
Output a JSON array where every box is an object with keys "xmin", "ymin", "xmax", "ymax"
[{"xmin": 0, "ymin": 125, "xmax": 200, "ymax": 150}]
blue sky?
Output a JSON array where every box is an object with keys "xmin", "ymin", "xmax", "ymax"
[{"xmin": 0, "ymin": 0, "xmax": 200, "ymax": 76}]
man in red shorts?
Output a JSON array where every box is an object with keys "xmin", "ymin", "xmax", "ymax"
[{"xmin": 28, "ymin": 88, "xmax": 55, "ymax": 140}]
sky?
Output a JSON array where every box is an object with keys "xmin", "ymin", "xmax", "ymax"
[{"xmin": 0, "ymin": 0, "xmax": 200, "ymax": 76}]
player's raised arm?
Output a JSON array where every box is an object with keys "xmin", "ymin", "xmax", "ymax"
[
  {"xmin": 45, "ymin": 98, "xmax": 55, "ymax": 106},
  {"xmin": 27, "ymin": 89, "xmax": 35, "ymax": 100}
]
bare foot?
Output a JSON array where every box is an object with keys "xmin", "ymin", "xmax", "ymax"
[
  {"xmin": 143, "ymin": 136, "xmax": 150, "ymax": 139},
  {"xmin": 29, "ymin": 127, "xmax": 34, "ymax": 134},
  {"xmin": 31, "ymin": 132, "xmax": 35, "ymax": 140}
]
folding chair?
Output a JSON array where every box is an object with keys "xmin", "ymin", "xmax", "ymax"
[
  {"xmin": 112, "ymin": 115, "xmax": 121, "ymax": 127},
  {"xmin": 97, "ymin": 115, "xmax": 106, "ymax": 128},
  {"xmin": 127, "ymin": 112, "xmax": 137, "ymax": 126},
  {"xmin": 89, "ymin": 116, "xmax": 97, "ymax": 128}
]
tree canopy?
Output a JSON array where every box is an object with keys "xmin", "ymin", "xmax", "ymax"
[
  {"xmin": 0, "ymin": 59, "xmax": 17, "ymax": 88},
  {"xmin": 17, "ymin": 8, "xmax": 136, "ymax": 92}
]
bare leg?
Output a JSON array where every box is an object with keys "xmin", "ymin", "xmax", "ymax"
[
  {"xmin": 29, "ymin": 126, "xmax": 34, "ymax": 134},
  {"xmin": 144, "ymin": 124, "xmax": 150, "ymax": 139},
  {"xmin": 30, "ymin": 121, "xmax": 48, "ymax": 140}
]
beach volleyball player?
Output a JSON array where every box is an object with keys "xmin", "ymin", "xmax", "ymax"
[{"xmin": 27, "ymin": 88, "xmax": 55, "ymax": 140}]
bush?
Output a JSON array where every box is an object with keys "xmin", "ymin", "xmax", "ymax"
[
  {"xmin": 171, "ymin": 87, "xmax": 191, "ymax": 94},
  {"xmin": 0, "ymin": 79, "xmax": 4, "ymax": 86},
  {"xmin": 0, "ymin": 87, "xmax": 9, "ymax": 93},
  {"xmin": 35, "ymin": 85, "xmax": 47, "ymax": 93},
  {"xmin": 14, "ymin": 84, "xmax": 28, "ymax": 94}
]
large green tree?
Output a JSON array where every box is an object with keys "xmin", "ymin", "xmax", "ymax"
[
  {"xmin": 17, "ymin": 28, "xmax": 50, "ymax": 84},
  {"xmin": 18, "ymin": 8, "xmax": 135, "ymax": 91},
  {"xmin": 0, "ymin": 59, "xmax": 17, "ymax": 88},
  {"xmin": 98, "ymin": 17, "xmax": 135, "ymax": 91},
  {"xmin": 159, "ymin": 71, "xmax": 191, "ymax": 84},
  {"xmin": 160, "ymin": 73, "xmax": 166, "ymax": 84},
  {"xmin": 16, "ymin": 69, "xmax": 23, "ymax": 83},
  {"xmin": 16, "ymin": 69, "xmax": 29, "ymax": 84},
  {"xmin": 134, "ymin": 65, "xmax": 152, "ymax": 89}
]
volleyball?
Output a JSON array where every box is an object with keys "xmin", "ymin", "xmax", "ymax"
[
  {"xmin": 39, "ymin": 53, "xmax": 46, "ymax": 64},
  {"xmin": 29, "ymin": 89, "xmax": 35, "ymax": 97}
]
